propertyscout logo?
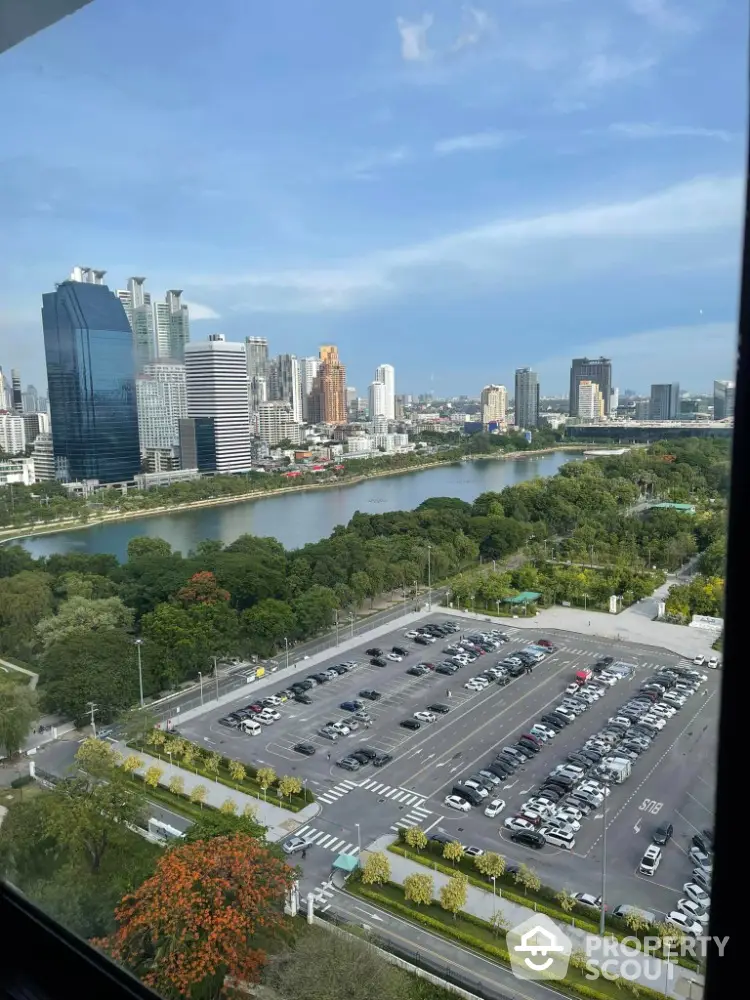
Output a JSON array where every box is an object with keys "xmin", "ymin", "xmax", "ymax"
[{"xmin": 507, "ymin": 915, "xmax": 572, "ymax": 982}]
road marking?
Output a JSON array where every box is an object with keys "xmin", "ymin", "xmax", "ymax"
[
  {"xmin": 329, "ymin": 838, "xmax": 346, "ymax": 852},
  {"xmin": 354, "ymin": 906, "xmax": 384, "ymax": 921},
  {"xmin": 675, "ymin": 809, "xmax": 703, "ymax": 836},
  {"xmin": 633, "ymin": 819, "xmax": 642, "ymax": 833},
  {"xmin": 503, "ymin": 780, "xmax": 517, "ymax": 789},
  {"xmin": 423, "ymin": 814, "xmax": 444, "ymax": 833},
  {"xmin": 341, "ymin": 844, "xmax": 359, "ymax": 855},
  {"xmin": 435, "ymin": 761, "xmax": 449, "ymax": 768},
  {"xmin": 686, "ymin": 791, "xmax": 711, "ymax": 813},
  {"xmin": 317, "ymin": 834, "xmax": 336, "ymax": 848}
]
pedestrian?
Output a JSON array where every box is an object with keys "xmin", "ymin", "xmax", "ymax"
[
  {"xmin": 327, "ymin": 752, "xmax": 331, "ymax": 760},
  {"xmin": 588, "ymin": 620, "xmax": 591, "ymax": 627},
  {"xmin": 302, "ymin": 849, "xmax": 307, "ymax": 860}
]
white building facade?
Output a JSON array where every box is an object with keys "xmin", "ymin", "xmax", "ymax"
[
  {"xmin": 136, "ymin": 362, "xmax": 188, "ymax": 453},
  {"xmin": 374, "ymin": 364, "xmax": 395, "ymax": 420},
  {"xmin": 0, "ymin": 413, "xmax": 25, "ymax": 455}
]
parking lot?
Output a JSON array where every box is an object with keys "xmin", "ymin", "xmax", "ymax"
[{"xmin": 177, "ymin": 613, "xmax": 719, "ymax": 919}]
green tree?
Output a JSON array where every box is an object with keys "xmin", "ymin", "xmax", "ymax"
[
  {"xmin": 182, "ymin": 809, "xmax": 266, "ymax": 844},
  {"xmin": 122, "ymin": 755, "xmax": 143, "ymax": 775},
  {"xmin": 0, "ymin": 680, "xmax": 38, "ymax": 758},
  {"xmin": 204, "ymin": 751, "xmax": 221, "ymax": 782},
  {"xmin": 291, "ymin": 585, "xmax": 339, "ymax": 637},
  {"xmin": 403, "ymin": 872, "xmax": 434, "ymax": 906},
  {"xmin": 361, "ymin": 851, "xmax": 391, "ymax": 885},
  {"xmin": 168, "ymin": 775, "xmax": 185, "ymax": 796},
  {"xmin": 240, "ymin": 598, "xmax": 295, "ymax": 657},
  {"xmin": 403, "ymin": 826, "xmax": 428, "ymax": 853},
  {"xmin": 277, "ymin": 775, "xmax": 302, "ymax": 801},
  {"xmin": 190, "ymin": 784, "xmax": 208, "ymax": 810},
  {"xmin": 0, "ymin": 570, "xmax": 54, "ymax": 658},
  {"xmin": 513, "ymin": 864, "xmax": 541, "ymax": 896},
  {"xmin": 439, "ymin": 873, "xmax": 468, "ymax": 920},
  {"xmin": 474, "ymin": 851, "xmax": 506, "ymax": 881},
  {"xmin": 54, "ymin": 571, "xmax": 117, "ymax": 600},
  {"xmin": 35, "ymin": 595, "xmax": 134, "ymax": 648},
  {"xmin": 624, "ymin": 911, "xmax": 650, "ymax": 934},
  {"xmin": 555, "ymin": 889, "xmax": 577, "ymax": 913},
  {"xmin": 220, "ymin": 798, "xmax": 238, "ymax": 816},
  {"xmin": 143, "ymin": 765, "xmax": 163, "ymax": 790},
  {"xmin": 256, "ymin": 766, "xmax": 276, "ymax": 797},
  {"xmin": 127, "ymin": 537, "xmax": 173, "ymax": 561},
  {"xmin": 443, "ymin": 840, "xmax": 465, "ymax": 866},
  {"xmin": 228, "ymin": 759, "xmax": 247, "ymax": 784}
]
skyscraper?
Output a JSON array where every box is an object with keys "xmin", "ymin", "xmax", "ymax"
[
  {"xmin": 369, "ymin": 380, "xmax": 387, "ymax": 420},
  {"xmin": 569, "ymin": 357, "xmax": 612, "ymax": 416},
  {"xmin": 118, "ymin": 280, "xmax": 190, "ymax": 365},
  {"xmin": 10, "ymin": 369, "xmax": 22, "ymax": 413},
  {"xmin": 374, "ymin": 364, "xmax": 395, "ymax": 420},
  {"xmin": 649, "ymin": 383, "xmax": 680, "ymax": 420},
  {"xmin": 480, "ymin": 384, "xmax": 507, "ymax": 424},
  {"xmin": 577, "ymin": 380, "xmax": 605, "ymax": 420},
  {"xmin": 117, "ymin": 277, "xmax": 155, "ymax": 371},
  {"xmin": 42, "ymin": 267, "xmax": 140, "ymax": 483},
  {"xmin": 269, "ymin": 354, "xmax": 303, "ymax": 424},
  {"xmin": 257, "ymin": 401, "xmax": 302, "ymax": 446},
  {"xmin": 514, "ymin": 368, "xmax": 539, "ymax": 428},
  {"xmin": 299, "ymin": 356, "xmax": 321, "ymax": 421},
  {"xmin": 714, "ymin": 380, "xmax": 735, "ymax": 419},
  {"xmin": 136, "ymin": 362, "xmax": 188, "ymax": 454},
  {"xmin": 245, "ymin": 336, "xmax": 269, "ymax": 417},
  {"xmin": 310, "ymin": 345, "xmax": 347, "ymax": 424},
  {"xmin": 153, "ymin": 290, "xmax": 190, "ymax": 362},
  {"xmin": 184, "ymin": 334, "xmax": 251, "ymax": 473}
]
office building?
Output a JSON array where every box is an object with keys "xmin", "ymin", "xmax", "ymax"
[
  {"xmin": 480, "ymin": 384, "xmax": 507, "ymax": 425},
  {"xmin": 22, "ymin": 412, "xmax": 50, "ymax": 446},
  {"xmin": 136, "ymin": 362, "xmax": 188, "ymax": 454},
  {"xmin": 300, "ymin": 356, "xmax": 321, "ymax": 421},
  {"xmin": 269, "ymin": 354, "xmax": 303, "ymax": 424},
  {"xmin": 153, "ymin": 290, "xmax": 190, "ymax": 362},
  {"xmin": 649, "ymin": 383, "xmax": 680, "ymax": 420},
  {"xmin": 184, "ymin": 334, "xmax": 251, "ymax": 473},
  {"xmin": 577, "ymin": 380, "xmax": 605, "ymax": 420},
  {"xmin": 369, "ymin": 380, "xmax": 387, "ymax": 420},
  {"xmin": 714, "ymin": 380, "xmax": 735, "ymax": 419},
  {"xmin": 10, "ymin": 370, "xmax": 22, "ymax": 413},
  {"xmin": 31, "ymin": 432, "xmax": 55, "ymax": 482},
  {"xmin": 0, "ymin": 456, "xmax": 35, "ymax": 486},
  {"xmin": 245, "ymin": 337, "xmax": 269, "ymax": 416},
  {"xmin": 374, "ymin": 364, "xmax": 395, "ymax": 420},
  {"xmin": 310, "ymin": 345, "xmax": 347, "ymax": 424},
  {"xmin": 634, "ymin": 399, "xmax": 650, "ymax": 420},
  {"xmin": 0, "ymin": 369, "xmax": 11, "ymax": 410},
  {"xmin": 610, "ymin": 388, "xmax": 619, "ymax": 413},
  {"xmin": 0, "ymin": 414, "xmax": 25, "ymax": 455},
  {"xmin": 42, "ymin": 267, "xmax": 141, "ymax": 483},
  {"xmin": 257, "ymin": 401, "xmax": 303, "ymax": 446},
  {"xmin": 514, "ymin": 368, "xmax": 539, "ymax": 428},
  {"xmin": 118, "ymin": 280, "xmax": 191, "ymax": 365},
  {"xmin": 117, "ymin": 277, "xmax": 155, "ymax": 371},
  {"xmin": 22, "ymin": 384, "xmax": 39, "ymax": 412},
  {"xmin": 569, "ymin": 357, "xmax": 612, "ymax": 416}
]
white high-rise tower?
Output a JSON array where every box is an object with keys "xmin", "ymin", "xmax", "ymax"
[{"xmin": 374, "ymin": 364, "xmax": 395, "ymax": 420}]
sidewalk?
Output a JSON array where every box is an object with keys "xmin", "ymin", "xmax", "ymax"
[
  {"xmin": 109, "ymin": 739, "xmax": 320, "ymax": 841},
  {"xmin": 367, "ymin": 837, "xmax": 704, "ymax": 999}
]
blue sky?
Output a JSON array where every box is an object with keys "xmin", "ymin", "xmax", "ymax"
[{"xmin": 0, "ymin": 0, "xmax": 746, "ymax": 396}]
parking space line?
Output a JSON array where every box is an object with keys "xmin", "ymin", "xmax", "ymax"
[{"xmin": 423, "ymin": 814, "xmax": 444, "ymax": 833}]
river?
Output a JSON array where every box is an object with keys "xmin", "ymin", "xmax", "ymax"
[{"xmin": 20, "ymin": 452, "xmax": 573, "ymax": 561}]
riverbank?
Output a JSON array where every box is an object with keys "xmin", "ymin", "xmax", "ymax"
[{"xmin": 1, "ymin": 445, "xmax": 586, "ymax": 548}]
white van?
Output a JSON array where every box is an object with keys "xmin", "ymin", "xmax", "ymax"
[
  {"xmin": 542, "ymin": 827, "xmax": 576, "ymax": 850},
  {"xmin": 240, "ymin": 719, "xmax": 262, "ymax": 736}
]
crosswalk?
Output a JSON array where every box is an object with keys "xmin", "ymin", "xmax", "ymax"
[
  {"xmin": 316, "ymin": 779, "xmax": 359, "ymax": 805},
  {"xmin": 295, "ymin": 825, "xmax": 360, "ymax": 855},
  {"xmin": 310, "ymin": 881, "xmax": 336, "ymax": 910},
  {"xmin": 391, "ymin": 801, "xmax": 432, "ymax": 832},
  {"xmin": 358, "ymin": 778, "xmax": 425, "ymax": 807}
]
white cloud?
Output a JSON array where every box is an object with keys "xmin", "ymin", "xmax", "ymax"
[
  {"xmin": 396, "ymin": 14, "xmax": 433, "ymax": 62},
  {"xmin": 346, "ymin": 146, "xmax": 411, "ymax": 180},
  {"xmin": 184, "ymin": 300, "xmax": 220, "ymax": 320},
  {"xmin": 434, "ymin": 130, "xmax": 519, "ymax": 155},
  {"xmin": 191, "ymin": 174, "xmax": 743, "ymax": 313},
  {"xmin": 581, "ymin": 52, "xmax": 657, "ymax": 87},
  {"xmin": 453, "ymin": 6, "xmax": 492, "ymax": 51},
  {"xmin": 608, "ymin": 122, "xmax": 735, "ymax": 142},
  {"xmin": 628, "ymin": 0, "xmax": 697, "ymax": 35}
]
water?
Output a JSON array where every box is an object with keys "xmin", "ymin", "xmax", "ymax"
[{"xmin": 20, "ymin": 452, "xmax": 573, "ymax": 560}]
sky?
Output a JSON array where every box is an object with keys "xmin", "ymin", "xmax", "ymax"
[{"xmin": 0, "ymin": 0, "xmax": 746, "ymax": 396}]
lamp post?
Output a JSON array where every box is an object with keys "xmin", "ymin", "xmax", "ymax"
[
  {"xmin": 284, "ymin": 637, "xmax": 289, "ymax": 671},
  {"xmin": 355, "ymin": 822, "xmax": 361, "ymax": 864},
  {"xmin": 349, "ymin": 613, "xmax": 355, "ymax": 639},
  {"xmin": 213, "ymin": 657, "xmax": 219, "ymax": 700},
  {"xmin": 583, "ymin": 592, "xmax": 588, "ymax": 612},
  {"xmin": 427, "ymin": 543, "xmax": 432, "ymax": 610},
  {"xmin": 334, "ymin": 611, "xmax": 340, "ymax": 646},
  {"xmin": 600, "ymin": 790, "xmax": 608, "ymax": 936},
  {"xmin": 198, "ymin": 671, "xmax": 204, "ymax": 706},
  {"xmin": 134, "ymin": 638, "xmax": 144, "ymax": 708}
]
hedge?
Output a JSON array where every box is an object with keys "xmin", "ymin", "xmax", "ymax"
[
  {"xmin": 128, "ymin": 733, "xmax": 312, "ymax": 811},
  {"xmin": 10, "ymin": 774, "xmax": 34, "ymax": 789},
  {"xmin": 392, "ymin": 837, "xmax": 699, "ymax": 972},
  {"xmin": 350, "ymin": 880, "xmax": 670, "ymax": 1000}
]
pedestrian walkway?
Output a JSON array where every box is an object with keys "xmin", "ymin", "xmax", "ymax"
[
  {"xmin": 391, "ymin": 802, "xmax": 431, "ymax": 832},
  {"xmin": 316, "ymin": 779, "xmax": 359, "ymax": 805},
  {"xmin": 295, "ymin": 825, "xmax": 360, "ymax": 856},
  {"xmin": 368, "ymin": 837, "xmax": 703, "ymax": 999},
  {"xmin": 358, "ymin": 779, "xmax": 427, "ymax": 805}
]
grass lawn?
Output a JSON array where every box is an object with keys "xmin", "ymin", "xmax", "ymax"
[
  {"xmin": 349, "ymin": 880, "xmax": 667, "ymax": 1000},
  {"xmin": 0, "ymin": 782, "xmax": 43, "ymax": 809}
]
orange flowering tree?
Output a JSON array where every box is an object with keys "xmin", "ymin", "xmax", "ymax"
[
  {"xmin": 177, "ymin": 572, "xmax": 230, "ymax": 606},
  {"xmin": 96, "ymin": 833, "xmax": 293, "ymax": 998}
]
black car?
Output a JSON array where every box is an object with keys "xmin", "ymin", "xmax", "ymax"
[
  {"xmin": 540, "ymin": 713, "xmax": 567, "ymax": 730},
  {"xmin": 507, "ymin": 663, "xmax": 525, "ymax": 678},
  {"xmin": 355, "ymin": 747, "xmax": 379, "ymax": 761},
  {"xmin": 537, "ymin": 786, "xmax": 565, "ymax": 802},
  {"xmin": 311, "ymin": 672, "xmax": 330, "ymax": 683},
  {"xmin": 436, "ymin": 664, "xmax": 457, "ymax": 675},
  {"xmin": 371, "ymin": 657, "xmax": 388, "ymax": 667},
  {"xmin": 653, "ymin": 822, "xmax": 674, "ymax": 846},
  {"xmin": 486, "ymin": 761, "xmax": 513, "ymax": 779},
  {"xmin": 331, "ymin": 665, "xmax": 349, "ymax": 676},
  {"xmin": 692, "ymin": 833, "xmax": 711, "ymax": 855},
  {"xmin": 511, "ymin": 829, "xmax": 546, "ymax": 849},
  {"xmin": 366, "ymin": 648, "xmax": 383, "ymax": 656},
  {"xmin": 400, "ymin": 719, "xmax": 421, "ymax": 730},
  {"xmin": 407, "ymin": 665, "xmax": 429, "ymax": 677},
  {"xmin": 294, "ymin": 692, "xmax": 313, "ymax": 704},
  {"xmin": 293, "ymin": 742, "xmax": 316, "ymax": 755},
  {"xmin": 373, "ymin": 753, "xmax": 393, "ymax": 767},
  {"xmin": 597, "ymin": 656, "xmax": 614, "ymax": 667},
  {"xmin": 350, "ymin": 750, "xmax": 373, "ymax": 765},
  {"xmin": 429, "ymin": 831, "xmax": 455, "ymax": 846},
  {"xmin": 359, "ymin": 689, "xmax": 382, "ymax": 700},
  {"xmin": 341, "ymin": 700, "xmax": 364, "ymax": 712},
  {"xmin": 219, "ymin": 717, "xmax": 239, "ymax": 729},
  {"xmin": 567, "ymin": 754, "xmax": 593, "ymax": 769},
  {"xmin": 392, "ymin": 646, "xmax": 409, "ymax": 656},
  {"xmin": 428, "ymin": 703, "xmax": 451, "ymax": 714},
  {"xmin": 495, "ymin": 754, "xmax": 521, "ymax": 771},
  {"xmin": 517, "ymin": 738, "xmax": 541, "ymax": 754},
  {"xmin": 414, "ymin": 636, "xmax": 431, "ymax": 646}
]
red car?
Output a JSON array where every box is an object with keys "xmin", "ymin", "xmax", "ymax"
[
  {"xmin": 537, "ymin": 639, "xmax": 554, "ymax": 648},
  {"xmin": 248, "ymin": 702, "xmax": 265, "ymax": 713}
]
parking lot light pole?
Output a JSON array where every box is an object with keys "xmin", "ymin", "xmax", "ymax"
[
  {"xmin": 134, "ymin": 638, "xmax": 144, "ymax": 708},
  {"xmin": 355, "ymin": 822, "xmax": 361, "ymax": 863},
  {"xmin": 284, "ymin": 637, "xmax": 289, "ymax": 670},
  {"xmin": 600, "ymin": 790, "xmax": 608, "ymax": 936},
  {"xmin": 198, "ymin": 671, "xmax": 204, "ymax": 705},
  {"xmin": 334, "ymin": 612, "xmax": 340, "ymax": 646},
  {"xmin": 427, "ymin": 543, "xmax": 432, "ymax": 610},
  {"xmin": 349, "ymin": 613, "xmax": 355, "ymax": 638},
  {"xmin": 213, "ymin": 657, "xmax": 219, "ymax": 700}
]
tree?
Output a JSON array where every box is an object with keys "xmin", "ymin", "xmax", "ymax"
[
  {"xmin": 291, "ymin": 584, "xmax": 339, "ymax": 637},
  {"xmin": 0, "ymin": 680, "xmax": 37, "ymax": 758},
  {"xmin": 183, "ymin": 809, "xmax": 266, "ymax": 845},
  {"xmin": 75, "ymin": 737, "xmax": 123, "ymax": 777},
  {"xmin": 513, "ymin": 864, "xmax": 541, "ymax": 896},
  {"xmin": 96, "ymin": 834, "xmax": 295, "ymax": 998},
  {"xmin": 491, "ymin": 911, "xmax": 510, "ymax": 937},
  {"xmin": 220, "ymin": 798, "xmax": 238, "ymax": 816},
  {"xmin": 240, "ymin": 599, "xmax": 295, "ymax": 657},
  {"xmin": 190, "ymin": 784, "xmax": 208, "ymax": 810},
  {"xmin": 176, "ymin": 571, "xmax": 230, "ymax": 605},
  {"xmin": 179, "ymin": 740, "xmax": 196, "ymax": 771},
  {"xmin": 277, "ymin": 775, "xmax": 302, "ymax": 801},
  {"xmin": 361, "ymin": 851, "xmax": 391, "ymax": 885},
  {"xmin": 204, "ymin": 751, "xmax": 221, "ymax": 782},
  {"xmin": 474, "ymin": 852, "xmax": 506, "ymax": 881},
  {"xmin": 256, "ymin": 766, "xmax": 276, "ymax": 797},
  {"xmin": 403, "ymin": 872, "xmax": 434, "ymax": 906},
  {"xmin": 555, "ymin": 890, "xmax": 577, "ymax": 913},
  {"xmin": 168, "ymin": 775, "xmax": 185, "ymax": 796},
  {"xmin": 122, "ymin": 755, "xmax": 143, "ymax": 775},
  {"xmin": 144, "ymin": 765, "xmax": 163, "ymax": 790},
  {"xmin": 0, "ymin": 570, "xmax": 54, "ymax": 658},
  {"xmin": 402, "ymin": 826, "xmax": 427, "ymax": 854},
  {"xmin": 439, "ymin": 873, "xmax": 468, "ymax": 920},
  {"xmin": 228, "ymin": 760, "xmax": 247, "ymax": 784},
  {"xmin": 120, "ymin": 706, "xmax": 158, "ymax": 746},
  {"xmin": 35, "ymin": 595, "xmax": 134, "ymax": 648},
  {"xmin": 127, "ymin": 537, "xmax": 173, "ymax": 561},
  {"xmin": 443, "ymin": 840, "xmax": 465, "ymax": 867},
  {"xmin": 569, "ymin": 950, "xmax": 589, "ymax": 972},
  {"xmin": 624, "ymin": 910, "xmax": 650, "ymax": 934}
]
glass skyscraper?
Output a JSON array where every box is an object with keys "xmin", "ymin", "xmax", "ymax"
[{"xmin": 42, "ymin": 268, "xmax": 141, "ymax": 483}]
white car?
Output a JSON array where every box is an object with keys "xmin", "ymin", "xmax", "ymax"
[
  {"xmin": 504, "ymin": 816, "xmax": 536, "ymax": 832},
  {"xmin": 263, "ymin": 696, "xmax": 282, "ymax": 706},
  {"xmin": 683, "ymin": 883, "xmax": 711, "ymax": 908},
  {"xmin": 664, "ymin": 692, "xmax": 687, "ymax": 706},
  {"xmin": 477, "ymin": 770, "xmax": 503, "ymax": 787},
  {"xmin": 556, "ymin": 806, "xmax": 583, "ymax": 823},
  {"xmin": 667, "ymin": 911, "xmax": 703, "ymax": 936},
  {"xmin": 677, "ymin": 898, "xmax": 709, "ymax": 924},
  {"xmin": 484, "ymin": 798, "xmax": 506, "ymax": 817},
  {"xmin": 331, "ymin": 721, "xmax": 351, "ymax": 735},
  {"xmin": 549, "ymin": 815, "xmax": 581, "ymax": 832},
  {"xmin": 464, "ymin": 679, "xmax": 486, "ymax": 692},
  {"xmin": 462, "ymin": 781, "xmax": 489, "ymax": 799},
  {"xmin": 387, "ymin": 653, "xmax": 403, "ymax": 662},
  {"xmin": 405, "ymin": 630, "xmax": 420, "ymax": 639},
  {"xmin": 259, "ymin": 707, "xmax": 280, "ymax": 720},
  {"xmin": 445, "ymin": 794, "xmax": 471, "ymax": 812},
  {"xmin": 531, "ymin": 725, "xmax": 555, "ymax": 740},
  {"xmin": 642, "ymin": 716, "xmax": 666, "ymax": 729},
  {"xmin": 565, "ymin": 683, "xmax": 580, "ymax": 695},
  {"xmin": 651, "ymin": 704, "xmax": 676, "ymax": 718},
  {"xmin": 693, "ymin": 654, "xmax": 705, "ymax": 666},
  {"xmin": 572, "ymin": 892, "xmax": 602, "ymax": 909},
  {"xmin": 608, "ymin": 716, "xmax": 631, "ymax": 728},
  {"xmin": 256, "ymin": 713, "xmax": 275, "ymax": 725},
  {"xmin": 414, "ymin": 711, "xmax": 437, "ymax": 724},
  {"xmin": 707, "ymin": 657, "xmax": 719, "ymax": 669}
]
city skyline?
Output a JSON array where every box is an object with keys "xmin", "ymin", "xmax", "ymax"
[{"xmin": 0, "ymin": 1, "xmax": 744, "ymax": 394}]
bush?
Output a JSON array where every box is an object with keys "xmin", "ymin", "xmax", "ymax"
[{"xmin": 10, "ymin": 774, "xmax": 34, "ymax": 789}]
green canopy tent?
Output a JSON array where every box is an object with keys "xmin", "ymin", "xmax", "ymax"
[{"xmin": 332, "ymin": 854, "xmax": 359, "ymax": 874}]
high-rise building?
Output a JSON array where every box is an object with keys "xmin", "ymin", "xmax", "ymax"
[
  {"xmin": 649, "ymin": 383, "xmax": 680, "ymax": 420},
  {"xmin": 257, "ymin": 401, "xmax": 303, "ymax": 446},
  {"xmin": 22, "ymin": 411, "xmax": 50, "ymax": 445},
  {"xmin": 514, "ymin": 368, "xmax": 539, "ymax": 428},
  {"xmin": 136, "ymin": 362, "xmax": 188, "ymax": 454},
  {"xmin": 714, "ymin": 380, "xmax": 735, "ymax": 419},
  {"xmin": 10, "ymin": 369, "xmax": 22, "ymax": 413},
  {"xmin": 480, "ymin": 384, "xmax": 507, "ymax": 424},
  {"xmin": 184, "ymin": 334, "xmax": 251, "ymax": 473},
  {"xmin": 299, "ymin": 356, "xmax": 321, "ymax": 421},
  {"xmin": 569, "ymin": 357, "xmax": 612, "ymax": 416},
  {"xmin": 152, "ymin": 290, "xmax": 190, "ymax": 362},
  {"xmin": 577, "ymin": 380, "xmax": 605, "ymax": 420},
  {"xmin": 31, "ymin": 431, "xmax": 55, "ymax": 482},
  {"xmin": 310, "ymin": 345, "xmax": 347, "ymax": 424},
  {"xmin": 269, "ymin": 354, "xmax": 303, "ymax": 424},
  {"xmin": 118, "ymin": 280, "xmax": 190, "ymax": 366},
  {"xmin": 245, "ymin": 337, "xmax": 270, "ymax": 417},
  {"xmin": 117, "ymin": 277, "xmax": 155, "ymax": 371},
  {"xmin": 610, "ymin": 387, "xmax": 619, "ymax": 413},
  {"xmin": 0, "ymin": 368, "xmax": 11, "ymax": 410},
  {"xmin": 0, "ymin": 414, "xmax": 25, "ymax": 454},
  {"xmin": 369, "ymin": 380, "xmax": 387, "ymax": 420},
  {"xmin": 22, "ymin": 384, "xmax": 39, "ymax": 412},
  {"xmin": 42, "ymin": 267, "xmax": 140, "ymax": 483},
  {"xmin": 374, "ymin": 364, "xmax": 395, "ymax": 420}
]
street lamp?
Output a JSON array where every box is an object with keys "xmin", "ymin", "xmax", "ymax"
[
  {"xmin": 284, "ymin": 637, "xmax": 289, "ymax": 671},
  {"xmin": 213, "ymin": 657, "xmax": 219, "ymax": 700},
  {"xmin": 348, "ymin": 612, "xmax": 355, "ymax": 639},
  {"xmin": 427, "ymin": 543, "xmax": 432, "ymax": 610},
  {"xmin": 583, "ymin": 592, "xmax": 588, "ymax": 612},
  {"xmin": 198, "ymin": 671, "xmax": 204, "ymax": 706},
  {"xmin": 134, "ymin": 638, "xmax": 144, "ymax": 708},
  {"xmin": 334, "ymin": 611, "xmax": 340, "ymax": 647},
  {"xmin": 600, "ymin": 789, "xmax": 608, "ymax": 935},
  {"xmin": 355, "ymin": 822, "xmax": 361, "ymax": 864}
]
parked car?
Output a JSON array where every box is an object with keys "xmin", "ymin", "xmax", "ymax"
[
  {"xmin": 445, "ymin": 794, "xmax": 472, "ymax": 812},
  {"xmin": 293, "ymin": 743, "xmax": 316, "ymax": 756},
  {"xmin": 400, "ymin": 719, "xmax": 421, "ymax": 730},
  {"xmin": 359, "ymin": 689, "xmax": 382, "ymax": 700}
]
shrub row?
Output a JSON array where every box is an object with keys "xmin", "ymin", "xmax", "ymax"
[{"xmin": 10, "ymin": 774, "xmax": 34, "ymax": 789}]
